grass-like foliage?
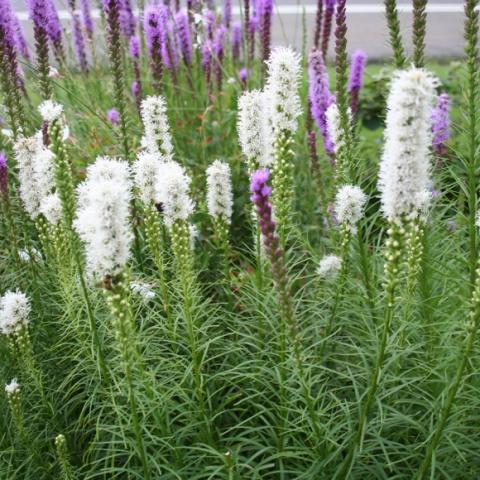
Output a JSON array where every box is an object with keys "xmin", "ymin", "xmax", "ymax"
[{"xmin": 0, "ymin": 0, "xmax": 479, "ymax": 478}]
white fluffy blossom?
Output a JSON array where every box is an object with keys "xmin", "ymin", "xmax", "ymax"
[
  {"xmin": 74, "ymin": 158, "xmax": 133, "ymax": 280},
  {"xmin": 0, "ymin": 290, "xmax": 31, "ymax": 336},
  {"xmin": 265, "ymin": 47, "xmax": 302, "ymax": 135},
  {"xmin": 5, "ymin": 379, "xmax": 20, "ymax": 396},
  {"xmin": 140, "ymin": 95, "xmax": 174, "ymax": 159},
  {"xmin": 131, "ymin": 281, "xmax": 156, "ymax": 301},
  {"xmin": 317, "ymin": 255, "xmax": 342, "ymax": 279},
  {"xmin": 206, "ymin": 160, "xmax": 233, "ymax": 223},
  {"xmin": 133, "ymin": 151, "xmax": 162, "ymax": 204},
  {"xmin": 237, "ymin": 89, "xmax": 265, "ymax": 164},
  {"xmin": 156, "ymin": 161, "xmax": 194, "ymax": 228},
  {"xmin": 18, "ymin": 248, "xmax": 42, "ymax": 263},
  {"xmin": 378, "ymin": 68, "xmax": 437, "ymax": 222},
  {"xmin": 40, "ymin": 193, "xmax": 63, "ymax": 226},
  {"xmin": 334, "ymin": 185, "xmax": 367, "ymax": 233},
  {"xmin": 190, "ymin": 224, "xmax": 198, "ymax": 250},
  {"xmin": 14, "ymin": 136, "xmax": 55, "ymax": 219},
  {"xmin": 38, "ymin": 100, "xmax": 63, "ymax": 122},
  {"xmin": 325, "ymin": 103, "xmax": 342, "ymax": 153}
]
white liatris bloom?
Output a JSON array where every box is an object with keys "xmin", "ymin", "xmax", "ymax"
[
  {"xmin": 140, "ymin": 95, "xmax": 174, "ymax": 159},
  {"xmin": 260, "ymin": 88, "xmax": 275, "ymax": 167},
  {"xmin": 38, "ymin": 100, "xmax": 63, "ymax": 122},
  {"xmin": 206, "ymin": 160, "xmax": 233, "ymax": 224},
  {"xmin": 39, "ymin": 193, "xmax": 63, "ymax": 226},
  {"xmin": 326, "ymin": 103, "xmax": 342, "ymax": 153},
  {"xmin": 265, "ymin": 46, "xmax": 302, "ymax": 135},
  {"xmin": 378, "ymin": 67, "xmax": 437, "ymax": 222},
  {"xmin": 237, "ymin": 89, "xmax": 265, "ymax": 165},
  {"xmin": 156, "ymin": 161, "xmax": 195, "ymax": 228},
  {"xmin": 317, "ymin": 255, "xmax": 342, "ymax": 280},
  {"xmin": 74, "ymin": 158, "xmax": 133, "ymax": 280},
  {"xmin": 130, "ymin": 281, "xmax": 156, "ymax": 301},
  {"xmin": 14, "ymin": 136, "xmax": 55, "ymax": 219},
  {"xmin": 0, "ymin": 290, "xmax": 31, "ymax": 336},
  {"xmin": 18, "ymin": 248, "xmax": 42, "ymax": 263},
  {"xmin": 334, "ymin": 185, "xmax": 367, "ymax": 233},
  {"xmin": 133, "ymin": 151, "xmax": 162, "ymax": 204},
  {"xmin": 5, "ymin": 378, "xmax": 20, "ymax": 396}
]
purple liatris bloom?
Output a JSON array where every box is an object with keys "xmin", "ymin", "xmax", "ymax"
[
  {"xmin": 26, "ymin": 0, "xmax": 49, "ymax": 30},
  {"xmin": 239, "ymin": 67, "xmax": 248, "ymax": 87},
  {"xmin": 431, "ymin": 93, "xmax": 450, "ymax": 155},
  {"xmin": 308, "ymin": 49, "xmax": 335, "ymax": 155},
  {"xmin": 321, "ymin": 0, "xmax": 336, "ymax": 57},
  {"xmin": 259, "ymin": 0, "xmax": 273, "ymax": 63},
  {"xmin": 174, "ymin": 10, "xmax": 192, "ymax": 65},
  {"xmin": 203, "ymin": 9, "xmax": 216, "ymax": 39},
  {"xmin": 131, "ymin": 80, "xmax": 140, "ymax": 96},
  {"xmin": 118, "ymin": 0, "xmax": 135, "ymax": 38},
  {"xmin": 12, "ymin": 14, "xmax": 30, "ymax": 59},
  {"xmin": 45, "ymin": 0, "xmax": 64, "ymax": 60},
  {"xmin": 144, "ymin": 3, "xmax": 164, "ymax": 85},
  {"xmin": 107, "ymin": 108, "xmax": 120, "ymax": 125},
  {"xmin": 223, "ymin": 0, "xmax": 232, "ymax": 28},
  {"xmin": 232, "ymin": 20, "xmax": 241, "ymax": 61},
  {"xmin": 0, "ymin": 152, "xmax": 8, "ymax": 199},
  {"xmin": 80, "ymin": 0, "xmax": 93, "ymax": 38},
  {"xmin": 72, "ymin": 11, "xmax": 88, "ymax": 71},
  {"xmin": 129, "ymin": 35, "xmax": 140, "ymax": 58},
  {"xmin": 348, "ymin": 49, "xmax": 367, "ymax": 115},
  {"xmin": 213, "ymin": 24, "xmax": 226, "ymax": 89}
]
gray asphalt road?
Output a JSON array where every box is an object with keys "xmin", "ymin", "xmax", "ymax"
[{"xmin": 10, "ymin": 0, "xmax": 470, "ymax": 59}]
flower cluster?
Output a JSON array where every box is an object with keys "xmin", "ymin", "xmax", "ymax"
[
  {"xmin": 74, "ymin": 157, "xmax": 133, "ymax": 280},
  {"xmin": 14, "ymin": 134, "xmax": 56, "ymax": 220},
  {"xmin": 334, "ymin": 185, "xmax": 367, "ymax": 233},
  {"xmin": 378, "ymin": 67, "xmax": 437, "ymax": 222},
  {"xmin": 38, "ymin": 99, "xmax": 63, "ymax": 123},
  {"xmin": 0, "ymin": 290, "xmax": 31, "ymax": 336},
  {"xmin": 265, "ymin": 47, "xmax": 302, "ymax": 136},
  {"xmin": 317, "ymin": 255, "xmax": 342, "ymax": 279},
  {"xmin": 140, "ymin": 95, "xmax": 174, "ymax": 159},
  {"xmin": 431, "ymin": 93, "xmax": 450, "ymax": 155},
  {"xmin": 206, "ymin": 160, "xmax": 233, "ymax": 224}
]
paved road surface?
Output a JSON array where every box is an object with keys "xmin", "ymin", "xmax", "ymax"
[{"xmin": 10, "ymin": 0, "xmax": 470, "ymax": 59}]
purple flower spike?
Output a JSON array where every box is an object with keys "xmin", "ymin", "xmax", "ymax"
[
  {"xmin": 203, "ymin": 9, "xmax": 216, "ymax": 39},
  {"xmin": 72, "ymin": 12, "xmax": 88, "ymax": 71},
  {"xmin": 131, "ymin": 80, "xmax": 140, "ymax": 96},
  {"xmin": 223, "ymin": 0, "xmax": 232, "ymax": 28},
  {"xmin": 12, "ymin": 14, "xmax": 30, "ymax": 59},
  {"xmin": 45, "ymin": 0, "xmax": 62, "ymax": 44},
  {"xmin": 321, "ymin": 0, "xmax": 336, "ymax": 58},
  {"xmin": 0, "ymin": 152, "xmax": 8, "ymax": 199},
  {"xmin": 213, "ymin": 24, "xmax": 226, "ymax": 89},
  {"xmin": 431, "ymin": 93, "xmax": 450, "ymax": 156},
  {"xmin": 259, "ymin": 0, "xmax": 273, "ymax": 63},
  {"xmin": 308, "ymin": 49, "xmax": 335, "ymax": 155},
  {"xmin": 175, "ymin": 10, "xmax": 192, "ymax": 65},
  {"xmin": 232, "ymin": 20, "xmax": 241, "ymax": 61},
  {"xmin": 239, "ymin": 66, "xmax": 248, "ymax": 87},
  {"xmin": 118, "ymin": 0, "xmax": 135, "ymax": 38},
  {"xmin": 107, "ymin": 108, "xmax": 120, "ymax": 125},
  {"xmin": 80, "ymin": 0, "xmax": 93, "ymax": 38},
  {"xmin": 348, "ymin": 49, "xmax": 367, "ymax": 115},
  {"xmin": 129, "ymin": 35, "xmax": 140, "ymax": 58},
  {"xmin": 26, "ymin": 0, "xmax": 50, "ymax": 30}
]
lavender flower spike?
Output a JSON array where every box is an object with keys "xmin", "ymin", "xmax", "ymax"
[
  {"xmin": 223, "ymin": 0, "xmax": 232, "ymax": 28},
  {"xmin": 107, "ymin": 108, "xmax": 120, "ymax": 125},
  {"xmin": 72, "ymin": 10, "xmax": 88, "ymax": 71},
  {"xmin": 12, "ymin": 14, "xmax": 30, "ymax": 59},
  {"xmin": 232, "ymin": 20, "xmax": 241, "ymax": 61},
  {"xmin": 0, "ymin": 152, "xmax": 8, "ymax": 199},
  {"xmin": 308, "ymin": 49, "xmax": 335, "ymax": 155},
  {"xmin": 348, "ymin": 49, "xmax": 367, "ymax": 115},
  {"xmin": 129, "ymin": 34, "xmax": 140, "ymax": 58},
  {"xmin": 259, "ymin": 0, "xmax": 273, "ymax": 64},
  {"xmin": 175, "ymin": 10, "xmax": 192, "ymax": 65},
  {"xmin": 80, "ymin": 0, "xmax": 93, "ymax": 38},
  {"xmin": 431, "ymin": 93, "xmax": 450, "ymax": 156},
  {"xmin": 321, "ymin": 0, "xmax": 335, "ymax": 58}
]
